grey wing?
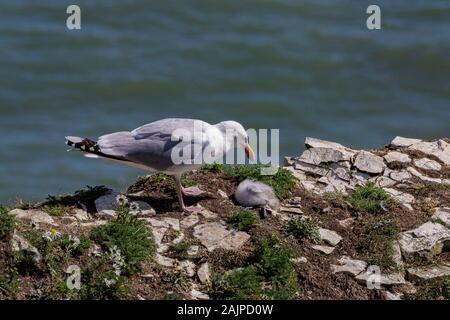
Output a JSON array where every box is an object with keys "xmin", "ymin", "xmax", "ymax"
[{"xmin": 97, "ymin": 119, "xmax": 213, "ymax": 171}]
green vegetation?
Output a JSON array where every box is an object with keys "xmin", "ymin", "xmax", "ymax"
[
  {"xmin": 359, "ymin": 217, "xmax": 400, "ymax": 271},
  {"xmin": 323, "ymin": 191, "xmax": 346, "ymax": 208},
  {"xmin": 200, "ymin": 163, "xmax": 224, "ymax": 174},
  {"xmin": 43, "ymin": 185, "xmax": 110, "ymax": 207},
  {"xmin": 210, "ymin": 267, "xmax": 263, "ymax": 300},
  {"xmin": 286, "ymin": 216, "xmax": 321, "ymax": 243},
  {"xmin": 227, "ymin": 210, "xmax": 259, "ymax": 231},
  {"xmin": 0, "ymin": 205, "xmax": 15, "ymax": 240},
  {"xmin": 91, "ymin": 204, "xmax": 156, "ymax": 274},
  {"xmin": 348, "ymin": 182, "xmax": 394, "ymax": 214},
  {"xmin": 210, "ymin": 234, "xmax": 298, "ymax": 300},
  {"xmin": 168, "ymin": 241, "xmax": 192, "ymax": 260},
  {"xmin": 42, "ymin": 204, "xmax": 67, "ymax": 217}
]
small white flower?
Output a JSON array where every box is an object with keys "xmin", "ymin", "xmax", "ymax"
[
  {"xmin": 129, "ymin": 202, "xmax": 140, "ymax": 215},
  {"xmin": 104, "ymin": 278, "xmax": 117, "ymax": 287},
  {"xmin": 115, "ymin": 194, "xmax": 128, "ymax": 206},
  {"xmin": 43, "ymin": 229, "xmax": 61, "ymax": 241},
  {"xmin": 69, "ymin": 235, "xmax": 80, "ymax": 248}
]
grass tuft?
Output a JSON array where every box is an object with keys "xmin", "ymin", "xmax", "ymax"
[
  {"xmin": 0, "ymin": 205, "xmax": 15, "ymax": 241},
  {"xmin": 348, "ymin": 182, "xmax": 393, "ymax": 214},
  {"xmin": 91, "ymin": 204, "xmax": 156, "ymax": 274},
  {"xmin": 227, "ymin": 210, "xmax": 259, "ymax": 231},
  {"xmin": 287, "ymin": 217, "xmax": 321, "ymax": 243}
]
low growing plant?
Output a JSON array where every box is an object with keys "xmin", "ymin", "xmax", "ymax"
[
  {"xmin": 348, "ymin": 182, "xmax": 393, "ymax": 214},
  {"xmin": 227, "ymin": 210, "xmax": 259, "ymax": 231},
  {"xmin": 286, "ymin": 217, "xmax": 321, "ymax": 243}
]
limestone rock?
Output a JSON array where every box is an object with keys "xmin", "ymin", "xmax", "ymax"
[
  {"xmin": 190, "ymin": 289, "xmax": 209, "ymax": 300},
  {"xmin": 217, "ymin": 189, "xmax": 228, "ymax": 199},
  {"xmin": 187, "ymin": 245, "xmax": 199, "ymax": 257},
  {"xmin": 155, "ymin": 254, "xmax": 174, "ymax": 267},
  {"xmin": 9, "ymin": 209, "xmax": 56, "ymax": 226},
  {"xmin": 383, "ymin": 151, "xmax": 411, "ymax": 164},
  {"xmin": 294, "ymin": 161, "xmax": 329, "ymax": 176},
  {"xmin": 432, "ymin": 207, "xmax": 450, "ymax": 227},
  {"xmin": 407, "ymin": 167, "xmax": 442, "ymax": 184},
  {"xmin": 304, "ymin": 137, "xmax": 356, "ymax": 160},
  {"xmin": 73, "ymin": 209, "xmax": 90, "ymax": 221},
  {"xmin": 390, "ymin": 136, "xmax": 422, "ymax": 148},
  {"xmin": 390, "ymin": 170, "xmax": 412, "ymax": 182},
  {"xmin": 180, "ymin": 214, "xmax": 199, "ymax": 229},
  {"xmin": 384, "ymin": 188, "xmax": 415, "ymax": 210},
  {"xmin": 179, "ymin": 260, "xmax": 196, "ymax": 277},
  {"xmin": 399, "ymin": 222, "xmax": 450, "ymax": 257},
  {"xmin": 375, "ymin": 176, "xmax": 396, "ymax": 188},
  {"xmin": 197, "ymin": 262, "xmax": 211, "ymax": 284},
  {"xmin": 353, "ymin": 151, "xmax": 386, "ymax": 174},
  {"xmin": 299, "ymin": 147, "xmax": 347, "ymax": 165},
  {"xmin": 355, "ymin": 270, "xmax": 406, "ymax": 286},
  {"xmin": 338, "ymin": 218, "xmax": 354, "ymax": 228},
  {"xmin": 11, "ymin": 230, "xmax": 42, "ymax": 262},
  {"xmin": 414, "ymin": 158, "xmax": 442, "ymax": 171},
  {"xmin": 407, "ymin": 264, "xmax": 450, "ymax": 280},
  {"xmin": 409, "ymin": 139, "xmax": 450, "ymax": 166},
  {"xmin": 311, "ymin": 245, "xmax": 335, "ymax": 255},
  {"xmin": 319, "ymin": 228, "xmax": 342, "ymax": 246},
  {"xmin": 193, "ymin": 222, "xmax": 250, "ymax": 252},
  {"xmin": 331, "ymin": 256, "xmax": 367, "ymax": 276}
]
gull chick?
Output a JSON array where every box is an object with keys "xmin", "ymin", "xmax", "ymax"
[{"xmin": 65, "ymin": 118, "xmax": 254, "ymax": 213}]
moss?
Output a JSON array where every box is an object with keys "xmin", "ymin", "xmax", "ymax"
[
  {"xmin": 286, "ymin": 217, "xmax": 321, "ymax": 243},
  {"xmin": 0, "ymin": 267, "xmax": 19, "ymax": 296},
  {"xmin": 210, "ymin": 267, "xmax": 263, "ymax": 300},
  {"xmin": 227, "ymin": 210, "xmax": 259, "ymax": 231},
  {"xmin": 91, "ymin": 204, "xmax": 156, "ymax": 274},
  {"xmin": 0, "ymin": 205, "xmax": 15, "ymax": 241},
  {"xmin": 348, "ymin": 182, "xmax": 394, "ymax": 214},
  {"xmin": 410, "ymin": 276, "xmax": 450, "ymax": 300},
  {"xmin": 358, "ymin": 217, "xmax": 400, "ymax": 271}
]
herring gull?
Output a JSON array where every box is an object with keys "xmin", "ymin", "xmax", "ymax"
[{"xmin": 65, "ymin": 118, "xmax": 254, "ymax": 212}]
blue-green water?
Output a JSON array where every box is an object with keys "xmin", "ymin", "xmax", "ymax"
[{"xmin": 1, "ymin": 0, "xmax": 449, "ymax": 203}]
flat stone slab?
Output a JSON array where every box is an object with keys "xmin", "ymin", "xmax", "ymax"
[
  {"xmin": 197, "ymin": 262, "xmax": 211, "ymax": 284},
  {"xmin": 311, "ymin": 245, "xmax": 335, "ymax": 255},
  {"xmin": 432, "ymin": 207, "xmax": 450, "ymax": 227},
  {"xmin": 390, "ymin": 136, "xmax": 422, "ymax": 148},
  {"xmin": 9, "ymin": 209, "xmax": 56, "ymax": 226},
  {"xmin": 180, "ymin": 214, "xmax": 199, "ymax": 229},
  {"xmin": 355, "ymin": 270, "xmax": 406, "ymax": 286},
  {"xmin": 353, "ymin": 151, "xmax": 386, "ymax": 174},
  {"xmin": 409, "ymin": 139, "xmax": 450, "ymax": 166},
  {"xmin": 383, "ymin": 151, "xmax": 411, "ymax": 164},
  {"xmin": 390, "ymin": 170, "xmax": 412, "ymax": 182},
  {"xmin": 414, "ymin": 158, "xmax": 442, "ymax": 171},
  {"xmin": 304, "ymin": 137, "xmax": 356, "ymax": 160},
  {"xmin": 407, "ymin": 264, "xmax": 450, "ymax": 280},
  {"xmin": 193, "ymin": 222, "xmax": 250, "ymax": 252},
  {"xmin": 299, "ymin": 147, "xmax": 347, "ymax": 165},
  {"xmin": 331, "ymin": 256, "xmax": 367, "ymax": 276},
  {"xmin": 319, "ymin": 228, "xmax": 342, "ymax": 246},
  {"xmin": 399, "ymin": 222, "xmax": 450, "ymax": 256}
]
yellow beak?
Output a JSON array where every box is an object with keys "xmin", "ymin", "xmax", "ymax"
[{"xmin": 244, "ymin": 144, "xmax": 255, "ymax": 161}]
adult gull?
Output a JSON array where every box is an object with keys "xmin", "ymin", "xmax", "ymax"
[{"xmin": 65, "ymin": 118, "xmax": 255, "ymax": 213}]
